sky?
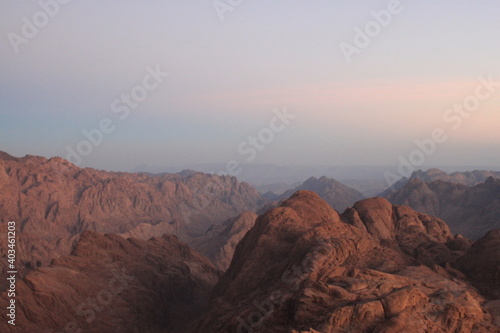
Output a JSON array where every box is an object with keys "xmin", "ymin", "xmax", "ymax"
[{"xmin": 1, "ymin": 0, "xmax": 500, "ymax": 173}]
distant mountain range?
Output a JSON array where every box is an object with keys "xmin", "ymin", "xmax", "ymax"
[
  {"xmin": 382, "ymin": 169, "xmax": 500, "ymax": 240},
  {"xmin": 411, "ymin": 168, "xmax": 500, "ymax": 185},
  {"xmin": 133, "ymin": 163, "xmax": 395, "ymax": 186},
  {"xmin": 134, "ymin": 163, "xmax": 500, "ymax": 196},
  {"xmin": 382, "ymin": 168, "xmax": 500, "ymax": 196}
]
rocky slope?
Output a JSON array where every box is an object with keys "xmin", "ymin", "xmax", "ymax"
[
  {"xmin": 192, "ymin": 212, "xmax": 258, "ymax": 271},
  {"xmin": 0, "ymin": 230, "xmax": 220, "ymax": 333},
  {"xmin": 0, "ymin": 151, "xmax": 265, "ymax": 268},
  {"xmin": 195, "ymin": 191, "xmax": 499, "ymax": 332},
  {"xmin": 278, "ymin": 176, "xmax": 365, "ymax": 212},
  {"xmin": 384, "ymin": 177, "xmax": 500, "ymax": 240}
]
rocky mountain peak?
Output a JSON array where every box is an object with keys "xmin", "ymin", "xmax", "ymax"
[{"xmin": 196, "ymin": 191, "xmax": 497, "ymax": 332}]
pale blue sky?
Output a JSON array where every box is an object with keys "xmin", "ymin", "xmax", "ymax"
[{"xmin": 1, "ymin": 0, "xmax": 499, "ymax": 171}]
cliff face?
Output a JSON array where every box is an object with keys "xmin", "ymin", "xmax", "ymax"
[
  {"xmin": 0, "ymin": 151, "xmax": 265, "ymax": 267},
  {"xmin": 0, "ymin": 231, "xmax": 221, "ymax": 333},
  {"xmin": 279, "ymin": 176, "xmax": 365, "ymax": 212},
  {"xmin": 385, "ymin": 177, "xmax": 500, "ymax": 240},
  {"xmin": 195, "ymin": 191, "xmax": 498, "ymax": 332}
]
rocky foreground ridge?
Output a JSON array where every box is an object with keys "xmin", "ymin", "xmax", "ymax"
[{"xmin": 196, "ymin": 191, "xmax": 500, "ymax": 332}]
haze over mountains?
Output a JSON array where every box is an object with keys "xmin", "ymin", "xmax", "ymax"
[
  {"xmin": 1, "ymin": 151, "xmax": 499, "ymax": 332},
  {"xmin": 135, "ymin": 163, "xmax": 500, "ymax": 197}
]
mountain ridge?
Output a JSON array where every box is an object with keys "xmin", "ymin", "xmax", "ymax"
[{"xmin": 0, "ymin": 150, "xmax": 266, "ymax": 269}]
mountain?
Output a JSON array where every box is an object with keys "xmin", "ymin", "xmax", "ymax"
[
  {"xmin": 411, "ymin": 168, "xmax": 500, "ymax": 186},
  {"xmin": 0, "ymin": 151, "xmax": 265, "ymax": 268},
  {"xmin": 278, "ymin": 176, "xmax": 365, "ymax": 212},
  {"xmin": 381, "ymin": 168, "xmax": 500, "ymax": 197},
  {"xmin": 195, "ymin": 191, "xmax": 499, "ymax": 332},
  {"xmin": 0, "ymin": 231, "xmax": 220, "ymax": 333},
  {"xmin": 384, "ymin": 177, "xmax": 500, "ymax": 240},
  {"xmin": 191, "ymin": 212, "xmax": 258, "ymax": 271}
]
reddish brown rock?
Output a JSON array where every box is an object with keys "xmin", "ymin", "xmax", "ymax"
[
  {"xmin": 0, "ymin": 151, "xmax": 265, "ymax": 268},
  {"xmin": 195, "ymin": 191, "xmax": 499, "ymax": 332},
  {"xmin": 0, "ymin": 231, "xmax": 220, "ymax": 333}
]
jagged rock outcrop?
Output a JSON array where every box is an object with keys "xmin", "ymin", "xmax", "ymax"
[
  {"xmin": 192, "ymin": 212, "xmax": 258, "ymax": 271},
  {"xmin": 195, "ymin": 191, "xmax": 498, "ymax": 332},
  {"xmin": 279, "ymin": 176, "xmax": 365, "ymax": 212},
  {"xmin": 0, "ymin": 151, "xmax": 265, "ymax": 267},
  {"xmin": 384, "ymin": 177, "xmax": 500, "ymax": 240},
  {"xmin": 0, "ymin": 231, "xmax": 220, "ymax": 333}
]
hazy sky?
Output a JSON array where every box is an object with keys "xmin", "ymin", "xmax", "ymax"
[{"xmin": 1, "ymin": 0, "xmax": 500, "ymax": 172}]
